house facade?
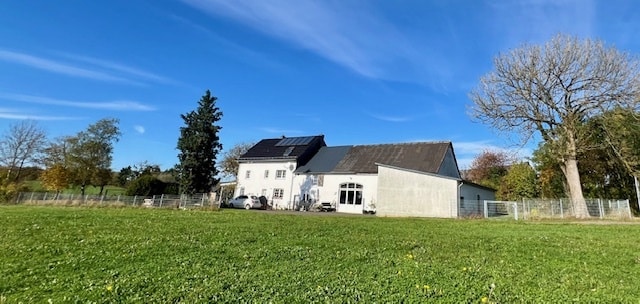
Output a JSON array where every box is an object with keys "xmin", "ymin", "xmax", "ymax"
[
  {"xmin": 235, "ymin": 135, "xmax": 326, "ymax": 210},
  {"xmin": 235, "ymin": 135, "xmax": 496, "ymax": 218}
]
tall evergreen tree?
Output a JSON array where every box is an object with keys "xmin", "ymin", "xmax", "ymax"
[{"xmin": 176, "ymin": 90, "xmax": 223, "ymax": 194}]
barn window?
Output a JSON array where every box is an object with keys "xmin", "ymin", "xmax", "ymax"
[{"xmin": 339, "ymin": 183, "xmax": 363, "ymax": 205}]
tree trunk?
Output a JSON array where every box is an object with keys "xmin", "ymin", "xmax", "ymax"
[{"xmin": 562, "ymin": 158, "xmax": 590, "ymax": 218}]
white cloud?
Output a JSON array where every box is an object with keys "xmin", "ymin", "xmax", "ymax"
[
  {"xmin": 134, "ymin": 125, "xmax": 146, "ymax": 134},
  {"xmin": 0, "ymin": 108, "xmax": 79, "ymax": 121},
  {"xmin": 0, "ymin": 49, "xmax": 141, "ymax": 85},
  {"xmin": 59, "ymin": 53, "xmax": 177, "ymax": 85},
  {"xmin": 259, "ymin": 127, "xmax": 303, "ymax": 135},
  {"xmin": 181, "ymin": 0, "xmax": 445, "ymax": 85},
  {"xmin": 368, "ymin": 113, "xmax": 413, "ymax": 123},
  {"xmin": 0, "ymin": 93, "xmax": 155, "ymax": 111}
]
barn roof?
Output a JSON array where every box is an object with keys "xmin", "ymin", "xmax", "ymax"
[
  {"xmin": 294, "ymin": 146, "xmax": 352, "ymax": 174},
  {"xmin": 333, "ymin": 142, "xmax": 452, "ymax": 174}
]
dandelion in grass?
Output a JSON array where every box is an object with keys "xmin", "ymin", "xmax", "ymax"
[
  {"xmin": 106, "ymin": 284, "xmax": 113, "ymax": 292},
  {"xmin": 481, "ymin": 296, "xmax": 489, "ymax": 303},
  {"xmin": 406, "ymin": 253, "xmax": 414, "ymax": 260}
]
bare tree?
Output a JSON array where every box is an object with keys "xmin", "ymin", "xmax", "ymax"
[
  {"xmin": 0, "ymin": 120, "xmax": 47, "ymax": 182},
  {"xmin": 219, "ymin": 142, "xmax": 255, "ymax": 180},
  {"xmin": 469, "ymin": 34, "xmax": 640, "ymax": 218}
]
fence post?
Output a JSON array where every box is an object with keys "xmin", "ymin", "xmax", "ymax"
[
  {"xmin": 202, "ymin": 193, "xmax": 206, "ymax": 207},
  {"xmin": 16, "ymin": 192, "xmax": 21, "ymax": 204},
  {"xmin": 159, "ymin": 194, "xmax": 164, "ymax": 207},
  {"xmin": 133, "ymin": 195, "xmax": 137, "ymax": 206},
  {"xmin": 483, "ymin": 200, "xmax": 488, "ymax": 218},
  {"xmin": 513, "ymin": 202, "xmax": 518, "ymax": 220},
  {"xmin": 598, "ymin": 199, "xmax": 603, "ymax": 219},
  {"xmin": 100, "ymin": 195, "xmax": 104, "ymax": 205},
  {"xmin": 29, "ymin": 192, "xmax": 34, "ymax": 203},
  {"xmin": 627, "ymin": 199, "xmax": 632, "ymax": 219},
  {"xmin": 560, "ymin": 199, "xmax": 564, "ymax": 218},
  {"xmin": 117, "ymin": 195, "xmax": 121, "ymax": 203}
]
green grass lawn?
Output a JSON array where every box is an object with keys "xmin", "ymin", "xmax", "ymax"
[
  {"xmin": 20, "ymin": 180, "xmax": 127, "ymax": 196},
  {"xmin": 2, "ymin": 206, "xmax": 640, "ymax": 303}
]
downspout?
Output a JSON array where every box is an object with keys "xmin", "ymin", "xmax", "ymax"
[
  {"xmin": 457, "ymin": 181, "xmax": 463, "ymax": 218},
  {"xmin": 289, "ymin": 163, "xmax": 295, "ymax": 210}
]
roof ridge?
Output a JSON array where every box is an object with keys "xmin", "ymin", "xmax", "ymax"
[{"xmin": 351, "ymin": 141, "xmax": 451, "ymax": 148}]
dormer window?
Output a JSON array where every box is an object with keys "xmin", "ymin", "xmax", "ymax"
[{"xmin": 283, "ymin": 146, "xmax": 294, "ymax": 157}]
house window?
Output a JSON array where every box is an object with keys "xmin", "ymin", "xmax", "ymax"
[
  {"xmin": 239, "ymin": 187, "xmax": 245, "ymax": 195},
  {"xmin": 261, "ymin": 189, "xmax": 267, "ymax": 196},
  {"xmin": 276, "ymin": 170, "xmax": 286, "ymax": 179},
  {"xmin": 273, "ymin": 188, "xmax": 284, "ymax": 199},
  {"xmin": 460, "ymin": 196, "xmax": 465, "ymax": 208},
  {"xmin": 264, "ymin": 170, "xmax": 269, "ymax": 179},
  {"xmin": 311, "ymin": 175, "xmax": 318, "ymax": 185},
  {"xmin": 245, "ymin": 170, "xmax": 251, "ymax": 179},
  {"xmin": 339, "ymin": 183, "xmax": 363, "ymax": 205}
]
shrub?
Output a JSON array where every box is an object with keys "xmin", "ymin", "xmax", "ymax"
[{"xmin": 125, "ymin": 176, "xmax": 165, "ymax": 196}]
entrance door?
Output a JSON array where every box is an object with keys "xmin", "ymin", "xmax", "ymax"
[{"xmin": 337, "ymin": 183, "xmax": 363, "ymax": 214}]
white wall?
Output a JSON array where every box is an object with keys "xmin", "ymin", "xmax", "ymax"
[
  {"xmin": 236, "ymin": 161, "xmax": 297, "ymax": 209},
  {"xmin": 293, "ymin": 173, "xmax": 378, "ymax": 214},
  {"xmin": 376, "ymin": 166, "xmax": 458, "ymax": 218},
  {"xmin": 459, "ymin": 183, "xmax": 496, "ymax": 217}
]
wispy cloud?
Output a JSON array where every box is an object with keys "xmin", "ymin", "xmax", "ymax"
[
  {"xmin": 486, "ymin": 0, "xmax": 596, "ymax": 48},
  {"xmin": 0, "ymin": 108, "xmax": 79, "ymax": 121},
  {"xmin": 58, "ymin": 53, "xmax": 177, "ymax": 85},
  {"xmin": 134, "ymin": 125, "xmax": 146, "ymax": 134},
  {"xmin": 167, "ymin": 13, "xmax": 286, "ymax": 71},
  {"xmin": 368, "ymin": 113, "xmax": 413, "ymax": 123},
  {"xmin": 408, "ymin": 139, "xmax": 532, "ymax": 169},
  {"xmin": 0, "ymin": 49, "xmax": 141, "ymax": 85},
  {"xmin": 181, "ymin": 0, "xmax": 442, "ymax": 85},
  {"xmin": 453, "ymin": 140, "xmax": 533, "ymax": 169},
  {"xmin": 0, "ymin": 93, "xmax": 155, "ymax": 111},
  {"xmin": 260, "ymin": 127, "xmax": 303, "ymax": 135}
]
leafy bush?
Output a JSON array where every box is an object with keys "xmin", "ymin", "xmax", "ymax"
[
  {"xmin": 0, "ymin": 182, "xmax": 29, "ymax": 204},
  {"xmin": 125, "ymin": 176, "xmax": 165, "ymax": 196}
]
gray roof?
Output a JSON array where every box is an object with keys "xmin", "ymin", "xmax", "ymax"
[
  {"xmin": 333, "ymin": 141, "xmax": 452, "ymax": 174},
  {"xmin": 294, "ymin": 146, "xmax": 352, "ymax": 174}
]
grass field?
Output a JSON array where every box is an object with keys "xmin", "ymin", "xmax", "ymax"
[
  {"xmin": 2, "ymin": 206, "xmax": 640, "ymax": 303},
  {"xmin": 20, "ymin": 181, "xmax": 127, "ymax": 196}
]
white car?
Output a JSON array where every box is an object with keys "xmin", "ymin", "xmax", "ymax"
[{"xmin": 228, "ymin": 195, "xmax": 262, "ymax": 210}]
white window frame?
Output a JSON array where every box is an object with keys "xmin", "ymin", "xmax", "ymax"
[
  {"xmin": 338, "ymin": 183, "xmax": 363, "ymax": 205},
  {"xmin": 264, "ymin": 170, "xmax": 269, "ymax": 179},
  {"xmin": 245, "ymin": 170, "xmax": 251, "ymax": 179},
  {"xmin": 273, "ymin": 188, "xmax": 284, "ymax": 199},
  {"xmin": 276, "ymin": 170, "xmax": 286, "ymax": 179}
]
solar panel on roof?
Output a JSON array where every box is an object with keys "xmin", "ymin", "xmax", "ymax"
[{"xmin": 275, "ymin": 136, "xmax": 314, "ymax": 146}]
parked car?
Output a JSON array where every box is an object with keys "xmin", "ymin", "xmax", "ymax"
[{"xmin": 228, "ymin": 195, "xmax": 262, "ymax": 210}]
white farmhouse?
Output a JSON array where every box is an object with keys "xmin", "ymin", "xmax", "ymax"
[
  {"xmin": 235, "ymin": 135, "xmax": 495, "ymax": 218},
  {"xmin": 235, "ymin": 135, "xmax": 326, "ymax": 210}
]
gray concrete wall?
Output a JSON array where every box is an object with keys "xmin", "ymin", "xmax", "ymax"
[{"xmin": 376, "ymin": 165, "xmax": 458, "ymax": 218}]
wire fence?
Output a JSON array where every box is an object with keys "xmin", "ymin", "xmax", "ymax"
[
  {"xmin": 14, "ymin": 192, "xmax": 219, "ymax": 209},
  {"xmin": 483, "ymin": 198, "xmax": 632, "ymax": 220}
]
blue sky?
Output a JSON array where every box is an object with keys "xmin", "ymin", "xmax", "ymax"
[{"xmin": 1, "ymin": 0, "xmax": 639, "ymax": 170}]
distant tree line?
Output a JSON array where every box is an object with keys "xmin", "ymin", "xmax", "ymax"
[{"xmin": 0, "ymin": 89, "xmax": 227, "ymax": 202}]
